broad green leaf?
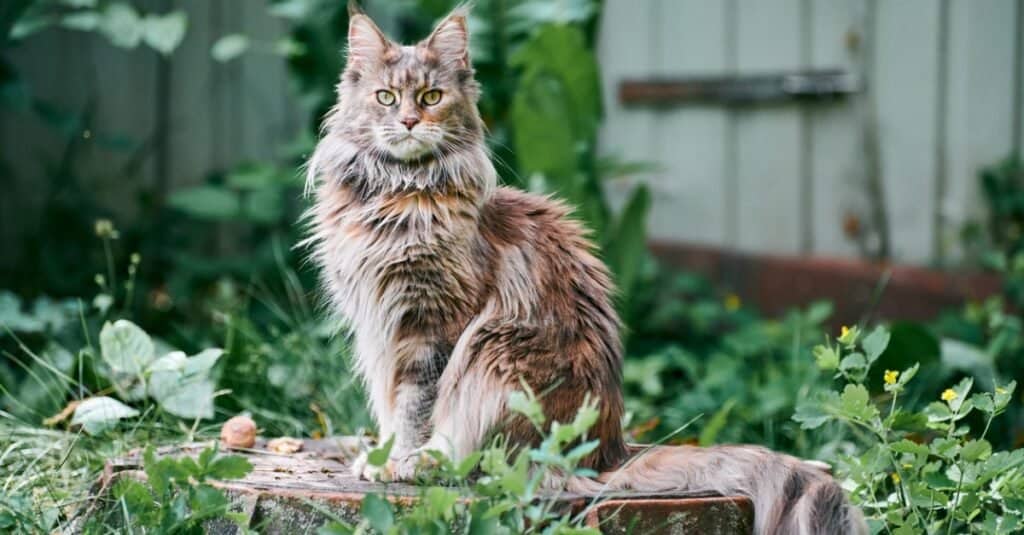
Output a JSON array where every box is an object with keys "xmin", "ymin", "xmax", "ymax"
[
  {"xmin": 100, "ymin": 3, "xmax": 142, "ymax": 48},
  {"xmin": 168, "ymin": 185, "xmax": 240, "ymax": 220},
  {"xmin": 155, "ymin": 379, "xmax": 216, "ymax": 419},
  {"xmin": 837, "ymin": 384, "xmax": 879, "ymax": 423},
  {"xmin": 813, "ymin": 344, "xmax": 839, "ymax": 371},
  {"xmin": 100, "ymin": 320, "xmax": 154, "ymax": 375},
  {"xmin": 60, "ymin": 12, "xmax": 100, "ymax": 31},
  {"xmin": 71, "ymin": 396, "xmax": 139, "ymax": 434},
  {"xmin": 141, "ymin": 10, "xmax": 186, "ymax": 55},
  {"xmin": 207, "ymin": 455, "xmax": 253, "ymax": 480},
  {"xmin": 961, "ymin": 439, "xmax": 992, "ymax": 462},
  {"xmin": 861, "ymin": 325, "xmax": 891, "ymax": 364},
  {"xmin": 360, "ymin": 494, "xmax": 394, "ymax": 533},
  {"xmin": 602, "ymin": 184, "xmax": 650, "ymax": 303},
  {"xmin": 367, "ymin": 435, "xmax": 394, "ymax": 467},
  {"xmin": 211, "ymin": 34, "xmax": 250, "ymax": 62}
]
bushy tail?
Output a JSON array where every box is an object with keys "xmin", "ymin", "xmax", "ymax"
[{"xmin": 567, "ymin": 444, "xmax": 867, "ymax": 535}]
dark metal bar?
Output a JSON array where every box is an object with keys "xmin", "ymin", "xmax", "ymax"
[{"xmin": 619, "ymin": 69, "xmax": 861, "ymax": 106}]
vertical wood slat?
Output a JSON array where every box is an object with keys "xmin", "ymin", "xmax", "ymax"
[
  {"xmin": 597, "ymin": 0, "xmax": 658, "ymax": 215},
  {"xmin": 733, "ymin": 0, "xmax": 803, "ymax": 254},
  {"xmin": 944, "ymin": 0, "xmax": 1019, "ymax": 261},
  {"xmin": 874, "ymin": 0, "xmax": 941, "ymax": 263},
  {"xmin": 167, "ymin": 0, "xmax": 216, "ymax": 187},
  {"xmin": 646, "ymin": 0, "xmax": 729, "ymax": 244},
  {"xmin": 807, "ymin": 0, "xmax": 863, "ymax": 258}
]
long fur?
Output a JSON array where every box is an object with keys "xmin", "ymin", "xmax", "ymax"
[{"xmin": 304, "ymin": 5, "xmax": 867, "ymax": 534}]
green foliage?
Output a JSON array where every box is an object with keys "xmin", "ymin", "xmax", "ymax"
[
  {"xmin": 95, "ymin": 444, "xmax": 254, "ymax": 533},
  {"xmin": 321, "ymin": 390, "xmax": 603, "ymax": 535},
  {"xmin": 797, "ymin": 326, "xmax": 1024, "ymax": 533}
]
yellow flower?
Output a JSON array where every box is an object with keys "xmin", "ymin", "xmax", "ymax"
[
  {"xmin": 941, "ymin": 388, "xmax": 958, "ymax": 402},
  {"xmin": 724, "ymin": 293, "xmax": 741, "ymax": 311},
  {"xmin": 884, "ymin": 370, "xmax": 899, "ymax": 385},
  {"xmin": 841, "ymin": 326, "xmax": 851, "ymax": 338},
  {"xmin": 891, "ymin": 472, "xmax": 900, "ymax": 484},
  {"xmin": 996, "ymin": 387, "xmax": 1007, "ymax": 395}
]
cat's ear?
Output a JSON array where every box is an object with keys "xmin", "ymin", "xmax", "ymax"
[
  {"xmin": 347, "ymin": 11, "xmax": 390, "ymax": 67},
  {"xmin": 422, "ymin": 7, "xmax": 471, "ymax": 68}
]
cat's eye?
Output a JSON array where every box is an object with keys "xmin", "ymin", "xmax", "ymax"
[
  {"xmin": 376, "ymin": 90, "xmax": 397, "ymax": 106},
  {"xmin": 420, "ymin": 89, "xmax": 442, "ymax": 106}
]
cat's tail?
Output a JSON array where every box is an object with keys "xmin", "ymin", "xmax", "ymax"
[{"xmin": 566, "ymin": 444, "xmax": 867, "ymax": 535}]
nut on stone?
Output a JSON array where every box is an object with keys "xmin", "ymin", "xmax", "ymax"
[
  {"xmin": 220, "ymin": 415, "xmax": 257, "ymax": 448},
  {"xmin": 267, "ymin": 436, "xmax": 304, "ymax": 454}
]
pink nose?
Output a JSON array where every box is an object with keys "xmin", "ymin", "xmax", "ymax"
[{"xmin": 401, "ymin": 117, "xmax": 420, "ymax": 130}]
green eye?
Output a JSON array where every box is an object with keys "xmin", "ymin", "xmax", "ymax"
[
  {"xmin": 376, "ymin": 90, "xmax": 396, "ymax": 106},
  {"xmin": 420, "ymin": 89, "xmax": 442, "ymax": 106}
]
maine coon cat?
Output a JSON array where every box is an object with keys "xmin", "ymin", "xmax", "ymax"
[{"xmin": 304, "ymin": 4, "xmax": 866, "ymax": 533}]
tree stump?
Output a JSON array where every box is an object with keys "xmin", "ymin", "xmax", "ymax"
[{"xmin": 91, "ymin": 438, "xmax": 754, "ymax": 534}]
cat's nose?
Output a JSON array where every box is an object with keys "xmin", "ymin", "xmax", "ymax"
[{"xmin": 400, "ymin": 117, "xmax": 420, "ymax": 130}]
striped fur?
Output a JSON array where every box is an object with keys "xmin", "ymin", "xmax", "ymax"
[{"xmin": 304, "ymin": 4, "xmax": 867, "ymax": 534}]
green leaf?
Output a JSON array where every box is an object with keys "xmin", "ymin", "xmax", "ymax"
[
  {"xmin": 99, "ymin": 3, "xmax": 142, "ymax": 48},
  {"xmin": 367, "ymin": 435, "xmax": 394, "ymax": 467},
  {"xmin": 793, "ymin": 391, "xmax": 838, "ymax": 429},
  {"xmin": 839, "ymin": 352, "xmax": 867, "ymax": 374},
  {"xmin": 890, "ymin": 439, "xmax": 929, "ymax": 456},
  {"xmin": 507, "ymin": 390, "xmax": 545, "ymax": 429},
  {"xmin": 861, "ymin": 325, "xmax": 891, "ymax": 364},
  {"xmin": 141, "ymin": 10, "xmax": 187, "ymax": 55},
  {"xmin": 961, "ymin": 439, "xmax": 992, "ymax": 462},
  {"xmin": 71, "ymin": 396, "xmax": 139, "ymax": 434},
  {"xmin": 602, "ymin": 184, "xmax": 651, "ymax": 303},
  {"xmin": 60, "ymin": 12, "xmax": 100, "ymax": 31},
  {"xmin": 211, "ymin": 34, "xmax": 250, "ymax": 62},
  {"xmin": 155, "ymin": 379, "xmax": 216, "ymax": 419},
  {"xmin": 837, "ymin": 384, "xmax": 879, "ymax": 423},
  {"xmin": 360, "ymin": 494, "xmax": 394, "ymax": 533},
  {"xmin": 813, "ymin": 344, "xmax": 839, "ymax": 371},
  {"xmin": 318, "ymin": 521, "xmax": 355, "ymax": 535},
  {"xmin": 207, "ymin": 455, "xmax": 253, "ymax": 480},
  {"xmin": 100, "ymin": 319, "xmax": 155, "ymax": 375},
  {"xmin": 871, "ymin": 322, "xmax": 939, "ymax": 387},
  {"xmin": 168, "ymin": 185, "xmax": 241, "ymax": 220}
]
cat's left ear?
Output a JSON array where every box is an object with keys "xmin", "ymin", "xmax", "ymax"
[{"xmin": 422, "ymin": 7, "xmax": 471, "ymax": 68}]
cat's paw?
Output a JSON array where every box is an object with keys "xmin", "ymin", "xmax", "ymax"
[{"xmin": 389, "ymin": 450, "xmax": 438, "ymax": 481}]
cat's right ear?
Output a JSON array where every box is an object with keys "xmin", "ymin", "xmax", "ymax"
[{"xmin": 347, "ymin": 11, "xmax": 389, "ymax": 68}]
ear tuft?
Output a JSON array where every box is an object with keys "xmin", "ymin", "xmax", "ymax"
[
  {"xmin": 423, "ymin": 8, "xmax": 471, "ymax": 68},
  {"xmin": 347, "ymin": 14, "xmax": 389, "ymax": 67},
  {"xmin": 347, "ymin": 0, "xmax": 365, "ymax": 17}
]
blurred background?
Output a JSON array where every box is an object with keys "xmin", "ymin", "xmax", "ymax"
[{"xmin": 2, "ymin": 1, "xmax": 1024, "ymax": 527}]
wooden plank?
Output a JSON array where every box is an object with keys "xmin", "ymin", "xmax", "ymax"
[
  {"xmin": 808, "ymin": 0, "xmax": 865, "ymax": 258},
  {"xmin": 874, "ymin": 0, "xmax": 941, "ymax": 264},
  {"xmin": 167, "ymin": 0, "xmax": 217, "ymax": 188},
  {"xmin": 733, "ymin": 0, "xmax": 804, "ymax": 254},
  {"xmin": 944, "ymin": 0, "xmax": 1019, "ymax": 263},
  {"xmin": 238, "ymin": 3, "xmax": 295, "ymax": 163},
  {"xmin": 597, "ymin": 0, "xmax": 657, "ymax": 216},
  {"xmin": 646, "ymin": 0, "xmax": 729, "ymax": 244}
]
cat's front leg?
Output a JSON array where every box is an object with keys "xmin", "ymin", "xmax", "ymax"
[{"xmin": 357, "ymin": 341, "xmax": 448, "ymax": 481}]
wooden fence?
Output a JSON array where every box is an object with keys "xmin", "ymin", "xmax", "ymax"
[{"xmin": 2, "ymin": 0, "xmax": 1023, "ymax": 271}]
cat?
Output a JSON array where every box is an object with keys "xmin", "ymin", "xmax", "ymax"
[{"xmin": 303, "ymin": 3, "xmax": 867, "ymax": 534}]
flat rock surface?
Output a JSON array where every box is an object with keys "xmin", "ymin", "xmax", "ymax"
[{"xmin": 95, "ymin": 438, "xmax": 754, "ymax": 534}]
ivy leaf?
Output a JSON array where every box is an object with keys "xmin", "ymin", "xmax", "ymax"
[
  {"xmin": 100, "ymin": 320, "xmax": 155, "ymax": 375},
  {"xmin": 71, "ymin": 396, "xmax": 139, "ymax": 434}
]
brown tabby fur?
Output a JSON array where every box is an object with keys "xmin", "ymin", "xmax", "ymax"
[{"xmin": 303, "ymin": 3, "xmax": 866, "ymax": 534}]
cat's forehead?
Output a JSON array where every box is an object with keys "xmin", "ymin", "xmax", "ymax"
[{"xmin": 369, "ymin": 45, "xmax": 448, "ymax": 89}]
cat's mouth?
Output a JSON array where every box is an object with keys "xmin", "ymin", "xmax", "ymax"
[{"xmin": 383, "ymin": 134, "xmax": 435, "ymax": 161}]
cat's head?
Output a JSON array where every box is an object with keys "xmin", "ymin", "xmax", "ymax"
[{"xmin": 334, "ymin": 3, "xmax": 482, "ymax": 162}]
